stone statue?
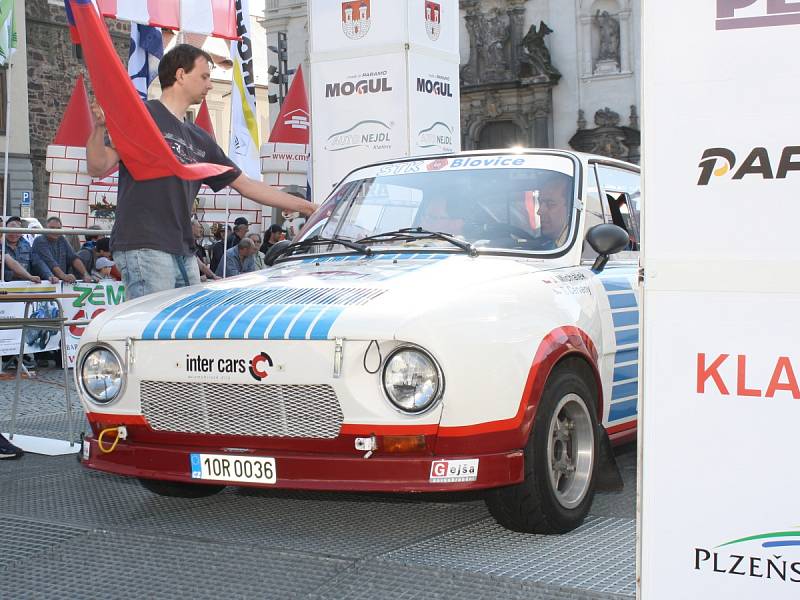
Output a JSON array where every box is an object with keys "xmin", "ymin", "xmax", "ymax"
[
  {"xmin": 594, "ymin": 10, "xmax": 620, "ymax": 64},
  {"xmin": 519, "ymin": 21, "xmax": 560, "ymax": 82},
  {"xmin": 483, "ymin": 9, "xmax": 510, "ymax": 76}
]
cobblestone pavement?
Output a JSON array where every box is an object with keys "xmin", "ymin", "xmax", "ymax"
[{"xmin": 0, "ymin": 369, "xmax": 637, "ymax": 600}]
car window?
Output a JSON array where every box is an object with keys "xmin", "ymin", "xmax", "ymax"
[
  {"xmin": 306, "ymin": 155, "xmax": 578, "ymax": 256},
  {"xmin": 596, "ymin": 165, "xmax": 641, "ymax": 251}
]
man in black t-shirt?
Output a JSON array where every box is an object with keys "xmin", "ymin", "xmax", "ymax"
[{"xmin": 86, "ymin": 44, "xmax": 316, "ymax": 300}]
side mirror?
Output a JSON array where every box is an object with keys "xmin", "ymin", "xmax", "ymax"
[
  {"xmin": 264, "ymin": 240, "xmax": 292, "ymax": 267},
  {"xmin": 586, "ymin": 224, "xmax": 630, "ymax": 272}
]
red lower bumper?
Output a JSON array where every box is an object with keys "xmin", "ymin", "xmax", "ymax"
[{"xmin": 82, "ymin": 435, "xmax": 525, "ymax": 493}]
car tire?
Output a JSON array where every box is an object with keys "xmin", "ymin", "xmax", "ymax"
[
  {"xmin": 485, "ymin": 358, "xmax": 599, "ymax": 534},
  {"xmin": 138, "ymin": 478, "xmax": 225, "ymax": 498}
]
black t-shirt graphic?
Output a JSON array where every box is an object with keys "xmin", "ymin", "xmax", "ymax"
[{"xmin": 110, "ymin": 100, "xmax": 241, "ymax": 257}]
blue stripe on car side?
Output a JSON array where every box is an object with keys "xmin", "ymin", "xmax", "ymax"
[
  {"xmin": 614, "ymin": 348, "xmax": 639, "ymax": 365},
  {"xmin": 601, "ymin": 278, "xmax": 632, "ymax": 292},
  {"xmin": 613, "ymin": 363, "xmax": 638, "ymax": 382},
  {"xmin": 615, "ymin": 328, "xmax": 639, "ymax": 347},
  {"xmin": 612, "ymin": 381, "xmax": 638, "ymax": 400},
  {"xmin": 608, "ymin": 293, "xmax": 637, "ymax": 309},
  {"xmin": 609, "ymin": 399, "xmax": 638, "ymax": 421},
  {"xmin": 612, "ymin": 310, "xmax": 639, "ymax": 328}
]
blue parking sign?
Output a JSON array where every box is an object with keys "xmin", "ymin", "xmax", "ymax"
[{"xmin": 21, "ymin": 192, "xmax": 32, "ymax": 207}]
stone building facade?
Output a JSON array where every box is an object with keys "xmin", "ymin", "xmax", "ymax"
[
  {"xmin": 266, "ymin": 0, "xmax": 641, "ymax": 163},
  {"xmin": 25, "ymin": 0, "xmax": 130, "ymax": 218}
]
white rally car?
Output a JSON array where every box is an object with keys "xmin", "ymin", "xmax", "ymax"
[{"xmin": 77, "ymin": 150, "xmax": 641, "ymax": 534}]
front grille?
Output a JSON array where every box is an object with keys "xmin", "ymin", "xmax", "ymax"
[{"xmin": 140, "ymin": 381, "xmax": 343, "ymax": 439}]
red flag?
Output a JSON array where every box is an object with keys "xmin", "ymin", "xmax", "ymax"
[
  {"xmin": 195, "ymin": 99, "xmax": 216, "ymax": 139},
  {"xmin": 69, "ymin": 0, "xmax": 232, "ymax": 182},
  {"xmin": 267, "ymin": 66, "xmax": 310, "ymax": 145}
]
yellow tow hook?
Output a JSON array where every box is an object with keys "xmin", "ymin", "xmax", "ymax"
[{"xmin": 97, "ymin": 426, "xmax": 128, "ymax": 454}]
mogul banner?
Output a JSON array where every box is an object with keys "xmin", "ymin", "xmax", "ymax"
[
  {"xmin": 640, "ymin": 2, "xmax": 800, "ymax": 598},
  {"xmin": 309, "ymin": 0, "xmax": 460, "ymax": 202}
]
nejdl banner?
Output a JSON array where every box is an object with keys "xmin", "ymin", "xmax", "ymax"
[
  {"xmin": 640, "ymin": 2, "xmax": 800, "ymax": 598},
  {"xmin": 0, "ymin": 281, "xmax": 124, "ymax": 366}
]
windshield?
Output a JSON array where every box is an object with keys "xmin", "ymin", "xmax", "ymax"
[{"xmin": 298, "ymin": 154, "xmax": 577, "ymax": 256}]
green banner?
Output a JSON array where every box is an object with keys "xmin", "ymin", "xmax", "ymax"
[{"xmin": 0, "ymin": 0, "xmax": 17, "ymax": 67}]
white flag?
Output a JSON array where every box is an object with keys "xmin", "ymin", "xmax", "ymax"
[{"xmin": 228, "ymin": 0, "xmax": 260, "ymax": 179}]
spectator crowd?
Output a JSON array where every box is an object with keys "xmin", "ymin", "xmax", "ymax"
[{"xmin": 1, "ymin": 214, "xmax": 294, "ymax": 288}]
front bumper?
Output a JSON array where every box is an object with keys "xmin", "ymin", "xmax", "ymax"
[{"xmin": 81, "ymin": 435, "xmax": 525, "ymax": 493}]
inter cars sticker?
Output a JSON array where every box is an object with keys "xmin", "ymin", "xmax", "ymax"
[{"xmin": 429, "ymin": 459, "xmax": 479, "ymax": 483}]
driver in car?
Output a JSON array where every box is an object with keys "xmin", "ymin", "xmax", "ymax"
[{"xmin": 535, "ymin": 173, "xmax": 572, "ymax": 250}]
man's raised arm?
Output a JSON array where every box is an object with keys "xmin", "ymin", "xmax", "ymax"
[{"xmin": 86, "ymin": 101, "xmax": 120, "ymax": 177}]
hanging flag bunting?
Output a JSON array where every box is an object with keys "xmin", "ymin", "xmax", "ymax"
[
  {"xmin": 95, "ymin": 0, "xmax": 238, "ymax": 40},
  {"xmin": 67, "ymin": 0, "xmax": 232, "ymax": 181},
  {"xmin": 228, "ymin": 0, "xmax": 260, "ymax": 179},
  {"xmin": 128, "ymin": 23, "xmax": 163, "ymax": 101},
  {"xmin": 0, "ymin": 0, "xmax": 18, "ymax": 66},
  {"xmin": 267, "ymin": 65, "xmax": 310, "ymax": 145}
]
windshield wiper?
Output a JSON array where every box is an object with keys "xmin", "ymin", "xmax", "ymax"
[
  {"xmin": 272, "ymin": 235, "xmax": 372, "ymax": 261},
  {"xmin": 357, "ymin": 227, "xmax": 477, "ymax": 257}
]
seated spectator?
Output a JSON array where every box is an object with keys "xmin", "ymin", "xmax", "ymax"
[
  {"xmin": 92, "ymin": 257, "xmax": 116, "ymax": 279},
  {"xmin": 215, "ymin": 238, "xmax": 258, "ymax": 278},
  {"xmin": 32, "ymin": 217, "xmax": 97, "ymax": 283},
  {"xmin": 210, "ymin": 217, "xmax": 249, "ymax": 273},
  {"xmin": 3, "ymin": 216, "xmax": 51, "ymax": 283},
  {"xmin": 248, "ymin": 233, "xmax": 265, "ymax": 270},
  {"xmin": 81, "ymin": 224, "xmax": 104, "ymax": 251},
  {"xmin": 94, "ymin": 238, "xmax": 122, "ymax": 281},
  {"xmin": 260, "ymin": 224, "xmax": 287, "ymax": 254}
]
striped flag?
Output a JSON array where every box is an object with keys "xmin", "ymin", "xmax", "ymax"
[
  {"xmin": 228, "ymin": 0, "xmax": 260, "ymax": 179},
  {"xmin": 96, "ymin": 0, "xmax": 237, "ymax": 39},
  {"xmin": 128, "ymin": 24, "xmax": 162, "ymax": 101},
  {"xmin": 0, "ymin": 0, "xmax": 17, "ymax": 66}
]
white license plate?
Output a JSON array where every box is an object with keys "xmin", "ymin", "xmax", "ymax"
[{"xmin": 190, "ymin": 453, "xmax": 276, "ymax": 484}]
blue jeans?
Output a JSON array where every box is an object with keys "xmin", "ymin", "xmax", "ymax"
[{"xmin": 115, "ymin": 249, "xmax": 201, "ymax": 301}]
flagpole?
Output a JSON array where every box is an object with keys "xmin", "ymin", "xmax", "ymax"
[
  {"xmin": 221, "ymin": 36, "xmax": 235, "ymax": 279},
  {"xmin": 1, "ymin": 60, "xmax": 13, "ymax": 283}
]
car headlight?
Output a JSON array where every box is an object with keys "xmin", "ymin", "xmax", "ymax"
[
  {"xmin": 80, "ymin": 347, "xmax": 124, "ymax": 404},
  {"xmin": 382, "ymin": 347, "xmax": 443, "ymax": 414}
]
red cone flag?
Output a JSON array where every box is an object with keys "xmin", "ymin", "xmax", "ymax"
[
  {"xmin": 53, "ymin": 75, "xmax": 95, "ymax": 146},
  {"xmin": 268, "ymin": 65, "xmax": 310, "ymax": 145},
  {"xmin": 195, "ymin": 99, "xmax": 216, "ymax": 138}
]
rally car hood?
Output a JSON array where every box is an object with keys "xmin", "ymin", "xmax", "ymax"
[{"xmin": 85, "ymin": 253, "xmax": 560, "ymax": 342}]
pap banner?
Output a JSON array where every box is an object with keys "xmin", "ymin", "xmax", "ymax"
[
  {"xmin": 0, "ymin": 281, "xmax": 124, "ymax": 367},
  {"xmin": 308, "ymin": 0, "xmax": 461, "ymax": 201},
  {"xmin": 640, "ymin": 1, "xmax": 800, "ymax": 598}
]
